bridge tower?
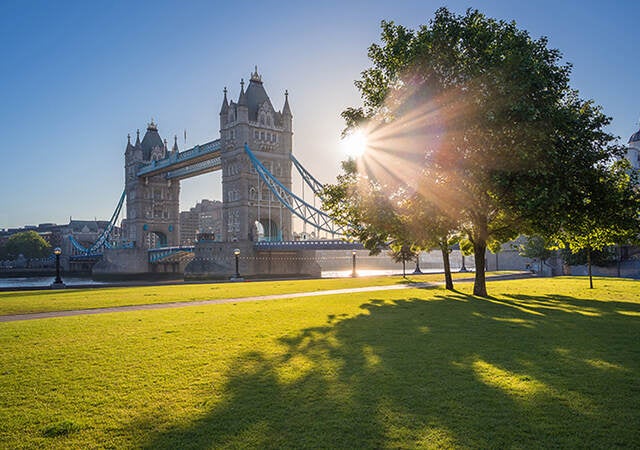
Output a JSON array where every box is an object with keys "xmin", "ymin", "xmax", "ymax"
[
  {"xmin": 122, "ymin": 121, "xmax": 180, "ymax": 249},
  {"xmin": 219, "ymin": 67, "xmax": 293, "ymax": 242}
]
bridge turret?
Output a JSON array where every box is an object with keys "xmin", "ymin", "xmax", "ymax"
[
  {"xmin": 172, "ymin": 135, "xmax": 179, "ymax": 155},
  {"xmin": 281, "ymin": 90, "xmax": 293, "ymax": 154},
  {"xmin": 282, "ymin": 90, "xmax": 292, "ymax": 120},
  {"xmin": 122, "ymin": 121, "xmax": 180, "ymax": 250},
  {"xmin": 141, "ymin": 120, "xmax": 166, "ymax": 161},
  {"xmin": 219, "ymin": 87, "xmax": 229, "ymax": 129},
  {"xmin": 219, "ymin": 68, "xmax": 293, "ymax": 242},
  {"xmin": 125, "ymin": 133, "xmax": 134, "ymax": 155},
  {"xmin": 237, "ymin": 79, "xmax": 249, "ymax": 123}
]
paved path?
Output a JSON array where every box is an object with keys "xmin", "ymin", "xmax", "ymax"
[
  {"xmin": 0, "ymin": 282, "xmax": 436, "ymax": 323},
  {"xmin": 0, "ymin": 272, "xmax": 537, "ymax": 323}
]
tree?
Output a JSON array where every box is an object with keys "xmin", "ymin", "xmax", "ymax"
[
  {"xmin": 554, "ymin": 161, "xmax": 640, "ymax": 288},
  {"xmin": 518, "ymin": 235, "xmax": 553, "ymax": 274},
  {"xmin": 4, "ymin": 231, "xmax": 52, "ymax": 260},
  {"xmin": 388, "ymin": 242, "xmax": 416, "ymax": 278},
  {"xmin": 337, "ymin": 8, "xmax": 624, "ymax": 297},
  {"xmin": 401, "ymin": 192, "xmax": 459, "ymax": 289},
  {"xmin": 323, "ymin": 161, "xmax": 460, "ymax": 289}
]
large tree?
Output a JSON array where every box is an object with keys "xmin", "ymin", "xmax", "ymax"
[{"xmin": 333, "ymin": 8, "xmax": 624, "ymax": 297}]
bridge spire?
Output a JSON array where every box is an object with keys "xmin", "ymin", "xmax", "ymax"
[
  {"xmin": 135, "ymin": 129, "xmax": 141, "ymax": 147},
  {"xmin": 172, "ymin": 135, "xmax": 179, "ymax": 153},
  {"xmin": 283, "ymin": 89, "xmax": 292, "ymax": 117},
  {"xmin": 238, "ymin": 79, "xmax": 247, "ymax": 106},
  {"xmin": 220, "ymin": 86, "xmax": 229, "ymax": 114},
  {"xmin": 250, "ymin": 65, "xmax": 262, "ymax": 83},
  {"xmin": 126, "ymin": 133, "xmax": 134, "ymax": 153}
]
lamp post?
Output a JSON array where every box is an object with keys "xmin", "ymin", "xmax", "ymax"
[
  {"xmin": 233, "ymin": 248, "xmax": 241, "ymax": 280},
  {"xmin": 351, "ymin": 250, "xmax": 357, "ymax": 277},
  {"xmin": 51, "ymin": 247, "xmax": 65, "ymax": 288},
  {"xmin": 460, "ymin": 254, "xmax": 468, "ymax": 272},
  {"xmin": 413, "ymin": 253, "xmax": 423, "ymax": 274}
]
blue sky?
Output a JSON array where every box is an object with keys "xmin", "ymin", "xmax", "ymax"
[{"xmin": 1, "ymin": 0, "xmax": 638, "ymax": 229}]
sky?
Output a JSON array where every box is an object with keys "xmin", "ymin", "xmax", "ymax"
[{"xmin": 0, "ymin": 0, "xmax": 638, "ymax": 229}]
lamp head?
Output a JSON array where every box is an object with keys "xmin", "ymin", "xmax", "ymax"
[
  {"xmin": 352, "ymin": 250, "xmax": 356, "ymax": 256},
  {"xmin": 54, "ymin": 247, "xmax": 62, "ymax": 256},
  {"xmin": 233, "ymin": 248, "xmax": 241, "ymax": 256}
]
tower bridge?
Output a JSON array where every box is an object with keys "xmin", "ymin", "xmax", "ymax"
[{"xmin": 71, "ymin": 67, "xmax": 362, "ymax": 279}]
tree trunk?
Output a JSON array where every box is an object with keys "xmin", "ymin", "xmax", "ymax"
[
  {"xmin": 539, "ymin": 259, "xmax": 543, "ymax": 275},
  {"xmin": 440, "ymin": 242, "xmax": 454, "ymax": 290},
  {"xmin": 473, "ymin": 239, "xmax": 488, "ymax": 297},
  {"xmin": 587, "ymin": 246, "xmax": 593, "ymax": 289},
  {"xmin": 616, "ymin": 244, "xmax": 621, "ymax": 278},
  {"xmin": 402, "ymin": 259, "xmax": 406, "ymax": 278}
]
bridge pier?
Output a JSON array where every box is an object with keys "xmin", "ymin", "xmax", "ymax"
[
  {"xmin": 185, "ymin": 241, "xmax": 321, "ymax": 280},
  {"xmin": 92, "ymin": 247, "xmax": 150, "ymax": 279}
]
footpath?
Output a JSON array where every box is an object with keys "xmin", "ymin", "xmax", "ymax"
[{"xmin": 0, "ymin": 272, "xmax": 535, "ymax": 323}]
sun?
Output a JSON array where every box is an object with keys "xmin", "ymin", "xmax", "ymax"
[{"xmin": 341, "ymin": 129, "xmax": 367, "ymax": 158}]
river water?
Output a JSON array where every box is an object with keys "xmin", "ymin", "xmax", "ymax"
[{"xmin": 0, "ymin": 277, "xmax": 110, "ymax": 288}]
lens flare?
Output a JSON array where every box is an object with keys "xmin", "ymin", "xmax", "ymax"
[{"xmin": 341, "ymin": 130, "xmax": 367, "ymax": 158}]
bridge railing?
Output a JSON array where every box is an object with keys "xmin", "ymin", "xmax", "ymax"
[
  {"xmin": 254, "ymin": 240, "xmax": 363, "ymax": 250},
  {"xmin": 166, "ymin": 156, "xmax": 222, "ymax": 180}
]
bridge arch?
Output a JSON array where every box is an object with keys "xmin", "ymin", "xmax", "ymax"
[{"xmin": 258, "ymin": 218, "xmax": 279, "ymax": 242}]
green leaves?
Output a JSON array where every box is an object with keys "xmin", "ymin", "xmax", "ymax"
[
  {"xmin": 2, "ymin": 230, "xmax": 52, "ymax": 259},
  {"xmin": 327, "ymin": 7, "xmax": 638, "ymax": 296}
]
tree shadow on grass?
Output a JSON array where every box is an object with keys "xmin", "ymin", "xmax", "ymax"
[{"xmin": 138, "ymin": 291, "xmax": 640, "ymax": 449}]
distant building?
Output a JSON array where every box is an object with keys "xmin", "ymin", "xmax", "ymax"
[
  {"xmin": 0, "ymin": 220, "xmax": 119, "ymax": 257},
  {"xmin": 180, "ymin": 199, "xmax": 223, "ymax": 245},
  {"xmin": 626, "ymin": 125, "xmax": 640, "ymax": 170},
  {"xmin": 64, "ymin": 220, "xmax": 113, "ymax": 251}
]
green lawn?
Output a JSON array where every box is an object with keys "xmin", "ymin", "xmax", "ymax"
[
  {"xmin": 0, "ymin": 272, "xmax": 488, "ymax": 316},
  {"xmin": 0, "ymin": 276, "xmax": 638, "ymax": 448}
]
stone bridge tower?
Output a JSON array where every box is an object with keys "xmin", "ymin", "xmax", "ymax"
[
  {"xmin": 122, "ymin": 121, "xmax": 180, "ymax": 249},
  {"xmin": 219, "ymin": 68, "xmax": 293, "ymax": 242}
]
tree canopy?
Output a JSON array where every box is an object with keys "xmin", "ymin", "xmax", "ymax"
[
  {"xmin": 324, "ymin": 8, "xmax": 636, "ymax": 296},
  {"xmin": 553, "ymin": 160, "xmax": 640, "ymax": 287},
  {"xmin": 3, "ymin": 231, "xmax": 52, "ymax": 259}
]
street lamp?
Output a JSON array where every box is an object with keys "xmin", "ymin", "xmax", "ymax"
[
  {"xmin": 460, "ymin": 254, "xmax": 468, "ymax": 272},
  {"xmin": 413, "ymin": 253, "xmax": 423, "ymax": 274},
  {"xmin": 51, "ymin": 247, "xmax": 65, "ymax": 288},
  {"xmin": 351, "ymin": 249, "xmax": 357, "ymax": 277},
  {"xmin": 233, "ymin": 248, "xmax": 241, "ymax": 280}
]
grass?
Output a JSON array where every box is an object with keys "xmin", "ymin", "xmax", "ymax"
[
  {"xmin": 0, "ymin": 271, "xmax": 489, "ymax": 316},
  {"xmin": 0, "ymin": 276, "xmax": 638, "ymax": 448}
]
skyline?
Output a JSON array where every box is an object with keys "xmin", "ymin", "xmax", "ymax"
[{"xmin": 1, "ymin": 0, "xmax": 638, "ymax": 229}]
